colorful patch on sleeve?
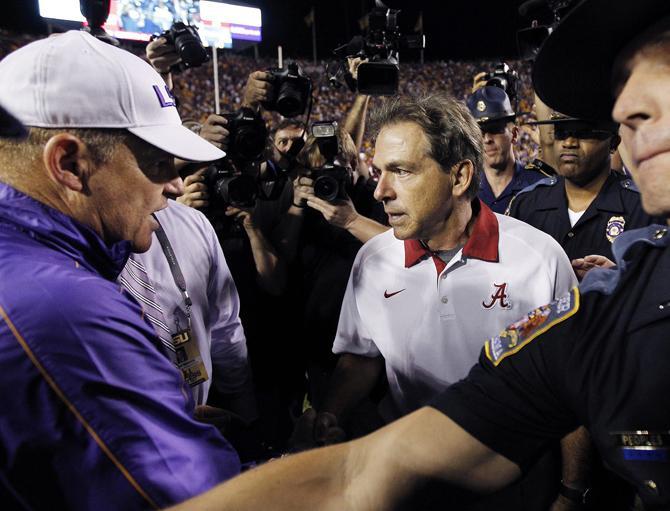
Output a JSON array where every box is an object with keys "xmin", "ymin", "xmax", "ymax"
[{"xmin": 485, "ymin": 287, "xmax": 580, "ymax": 366}]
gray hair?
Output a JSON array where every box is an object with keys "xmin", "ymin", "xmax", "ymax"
[{"xmin": 370, "ymin": 93, "xmax": 484, "ymax": 199}]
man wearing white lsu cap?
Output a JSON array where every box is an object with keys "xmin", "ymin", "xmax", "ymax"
[{"xmin": 0, "ymin": 31, "xmax": 241, "ymax": 509}]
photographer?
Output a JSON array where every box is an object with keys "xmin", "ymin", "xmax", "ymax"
[{"xmin": 275, "ymin": 127, "xmax": 388, "ymax": 407}]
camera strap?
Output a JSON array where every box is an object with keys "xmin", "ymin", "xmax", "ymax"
[{"xmin": 152, "ymin": 214, "xmax": 209, "ymax": 388}]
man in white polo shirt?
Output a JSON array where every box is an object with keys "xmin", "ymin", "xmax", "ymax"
[{"xmin": 306, "ymin": 93, "xmax": 576, "ymax": 509}]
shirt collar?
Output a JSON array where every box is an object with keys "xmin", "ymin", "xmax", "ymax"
[
  {"xmin": 404, "ymin": 199, "xmax": 500, "ymax": 269},
  {"xmin": 0, "ymin": 182, "xmax": 131, "ymax": 280}
]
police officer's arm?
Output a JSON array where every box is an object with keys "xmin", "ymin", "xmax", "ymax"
[{"xmin": 167, "ymin": 407, "xmax": 521, "ymax": 511}]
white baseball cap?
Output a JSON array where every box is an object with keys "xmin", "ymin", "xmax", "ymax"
[{"xmin": 0, "ymin": 31, "xmax": 224, "ymax": 162}]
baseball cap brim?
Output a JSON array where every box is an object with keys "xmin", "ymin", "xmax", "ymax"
[
  {"xmin": 0, "ymin": 103, "xmax": 27, "ymax": 139},
  {"xmin": 477, "ymin": 114, "xmax": 516, "ymax": 125},
  {"xmin": 129, "ymin": 124, "xmax": 225, "ymax": 162},
  {"xmin": 533, "ymin": 0, "xmax": 670, "ymax": 121}
]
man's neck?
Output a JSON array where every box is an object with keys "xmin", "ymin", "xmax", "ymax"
[
  {"xmin": 564, "ymin": 166, "xmax": 610, "ymax": 212},
  {"xmin": 484, "ymin": 156, "xmax": 516, "ymax": 198},
  {"xmin": 424, "ymin": 199, "xmax": 474, "ymax": 252}
]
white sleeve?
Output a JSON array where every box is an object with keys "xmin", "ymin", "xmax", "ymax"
[
  {"xmin": 332, "ymin": 252, "xmax": 381, "ymax": 358},
  {"xmin": 203, "ymin": 218, "xmax": 253, "ymax": 396}
]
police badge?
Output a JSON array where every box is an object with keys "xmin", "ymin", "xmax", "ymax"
[{"xmin": 606, "ymin": 216, "xmax": 625, "ymax": 243}]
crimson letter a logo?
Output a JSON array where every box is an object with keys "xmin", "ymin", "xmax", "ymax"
[{"xmin": 482, "ymin": 283, "xmax": 511, "ymax": 309}]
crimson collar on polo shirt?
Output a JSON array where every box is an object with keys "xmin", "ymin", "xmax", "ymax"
[{"xmin": 404, "ymin": 199, "xmax": 499, "ymax": 272}]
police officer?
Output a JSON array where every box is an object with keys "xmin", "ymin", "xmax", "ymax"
[
  {"xmin": 508, "ymin": 112, "xmax": 662, "ymax": 270},
  {"xmin": 466, "ymin": 86, "xmax": 545, "ymax": 213},
  {"xmin": 164, "ymin": 1, "xmax": 670, "ymax": 510}
]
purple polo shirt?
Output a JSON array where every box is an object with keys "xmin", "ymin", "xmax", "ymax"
[{"xmin": 0, "ymin": 183, "xmax": 240, "ymax": 510}]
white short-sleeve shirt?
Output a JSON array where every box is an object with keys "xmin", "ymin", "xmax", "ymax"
[{"xmin": 333, "ymin": 201, "xmax": 577, "ymax": 420}]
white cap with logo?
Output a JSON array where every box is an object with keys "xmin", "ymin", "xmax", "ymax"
[{"xmin": 0, "ymin": 30, "xmax": 224, "ymax": 162}]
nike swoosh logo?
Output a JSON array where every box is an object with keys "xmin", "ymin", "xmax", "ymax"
[{"xmin": 384, "ymin": 289, "xmax": 406, "ymax": 298}]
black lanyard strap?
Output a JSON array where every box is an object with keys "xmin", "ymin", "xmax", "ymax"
[{"xmin": 152, "ymin": 214, "xmax": 193, "ymax": 314}]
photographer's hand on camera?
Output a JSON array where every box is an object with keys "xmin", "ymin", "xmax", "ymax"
[
  {"xmin": 471, "ymin": 71, "xmax": 488, "ymax": 93},
  {"xmin": 306, "ymin": 194, "xmax": 359, "ymax": 231},
  {"xmin": 146, "ymin": 36, "xmax": 180, "ymax": 87},
  {"xmin": 177, "ymin": 168, "xmax": 209, "ymax": 209},
  {"xmin": 200, "ymin": 114, "xmax": 230, "ymax": 151},
  {"xmin": 224, "ymin": 204, "xmax": 255, "ymax": 229},
  {"xmin": 242, "ymin": 71, "xmax": 273, "ymax": 111},
  {"xmin": 291, "ymin": 175, "xmax": 312, "ymax": 210}
]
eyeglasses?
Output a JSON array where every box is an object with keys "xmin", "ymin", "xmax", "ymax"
[{"xmin": 554, "ymin": 125, "xmax": 614, "ymax": 141}]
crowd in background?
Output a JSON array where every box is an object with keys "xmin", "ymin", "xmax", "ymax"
[{"xmin": 0, "ymin": 29, "xmax": 538, "ymax": 163}]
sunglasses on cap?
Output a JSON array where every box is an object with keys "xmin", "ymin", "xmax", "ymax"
[{"xmin": 553, "ymin": 122, "xmax": 614, "ymax": 141}]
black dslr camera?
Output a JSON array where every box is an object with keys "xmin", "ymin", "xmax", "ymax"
[
  {"xmin": 262, "ymin": 62, "xmax": 312, "ymax": 118},
  {"xmin": 332, "ymin": 1, "xmax": 425, "ymax": 95},
  {"xmin": 223, "ymin": 107, "xmax": 268, "ymax": 162},
  {"xmin": 309, "ymin": 121, "xmax": 352, "ymax": 203},
  {"xmin": 156, "ymin": 22, "xmax": 209, "ymax": 73},
  {"xmin": 204, "ymin": 108, "xmax": 268, "ymax": 208},
  {"xmin": 204, "ymin": 162, "xmax": 258, "ymax": 209},
  {"xmin": 482, "ymin": 62, "xmax": 520, "ymax": 109}
]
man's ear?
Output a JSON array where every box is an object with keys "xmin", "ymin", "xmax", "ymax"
[
  {"xmin": 610, "ymin": 133, "xmax": 622, "ymax": 152},
  {"xmin": 451, "ymin": 159, "xmax": 475, "ymax": 198},
  {"xmin": 42, "ymin": 134, "xmax": 91, "ymax": 192},
  {"xmin": 510, "ymin": 124, "xmax": 519, "ymax": 144}
]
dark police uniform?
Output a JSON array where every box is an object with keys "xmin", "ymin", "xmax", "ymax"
[
  {"xmin": 432, "ymin": 224, "xmax": 670, "ymax": 510},
  {"xmin": 479, "ymin": 161, "xmax": 545, "ymax": 214},
  {"xmin": 507, "ymin": 171, "xmax": 661, "ymax": 261}
]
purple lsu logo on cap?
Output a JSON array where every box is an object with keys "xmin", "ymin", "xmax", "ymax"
[{"xmin": 153, "ymin": 85, "xmax": 176, "ymax": 108}]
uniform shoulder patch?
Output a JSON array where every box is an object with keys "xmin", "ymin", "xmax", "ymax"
[
  {"xmin": 618, "ymin": 178, "xmax": 639, "ymax": 193},
  {"xmin": 485, "ymin": 287, "xmax": 580, "ymax": 366},
  {"xmin": 517, "ymin": 175, "xmax": 557, "ymax": 195},
  {"xmin": 505, "ymin": 176, "xmax": 558, "ymax": 215}
]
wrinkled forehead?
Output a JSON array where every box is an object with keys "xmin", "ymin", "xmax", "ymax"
[
  {"xmin": 612, "ymin": 17, "xmax": 670, "ymax": 96},
  {"xmin": 274, "ymin": 126, "xmax": 304, "ymax": 141}
]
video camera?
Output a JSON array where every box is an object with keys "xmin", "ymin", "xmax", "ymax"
[
  {"xmin": 204, "ymin": 108, "xmax": 270, "ymax": 208},
  {"xmin": 153, "ymin": 21, "xmax": 209, "ymax": 73},
  {"xmin": 332, "ymin": 1, "xmax": 425, "ymax": 95},
  {"xmin": 307, "ymin": 121, "xmax": 352, "ymax": 203},
  {"xmin": 516, "ymin": 0, "xmax": 579, "ymax": 60},
  {"xmin": 261, "ymin": 62, "xmax": 312, "ymax": 118}
]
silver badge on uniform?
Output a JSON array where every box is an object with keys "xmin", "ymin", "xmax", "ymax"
[{"xmin": 606, "ymin": 216, "xmax": 625, "ymax": 243}]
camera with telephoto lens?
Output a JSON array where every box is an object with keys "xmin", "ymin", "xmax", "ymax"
[
  {"xmin": 222, "ymin": 107, "xmax": 268, "ymax": 162},
  {"xmin": 332, "ymin": 1, "xmax": 425, "ymax": 95},
  {"xmin": 309, "ymin": 121, "xmax": 352, "ymax": 203},
  {"xmin": 482, "ymin": 62, "xmax": 519, "ymax": 109},
  {"xmin": 261, "ymin": 62, "xmax": 312, "ymax": 118},
  {"xmin": 155, "ymin": 21, "xmax": 209, "ymax": 73},
  {"xmin": 204, "ymin": 161, "xmax": 258, "ymax": 209}
]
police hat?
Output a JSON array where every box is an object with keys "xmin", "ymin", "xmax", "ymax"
[
  {"xmin": 466, "ymin": 86, "xmax": 516, "ymax": 125},
  {"xmin": 533, "ymin": 0, "xmax": 670, "ymax": 121},
  {"xmin": 0, "ymin": 103, "xmax": 26, "ymax": 139},
  {"xmin": 526, "ymin": 112, "xmax": 618, "ymax": 133}
]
